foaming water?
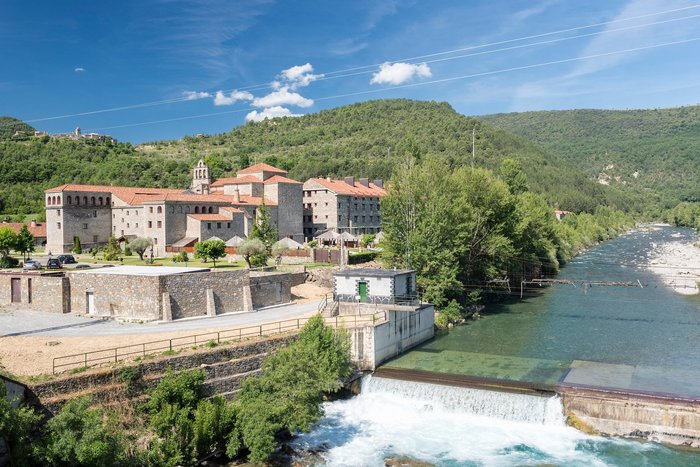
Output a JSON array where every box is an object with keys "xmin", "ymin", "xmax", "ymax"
[{"xmin": 294, "ymin": 376, "xmax": 697, "ymax": 466}]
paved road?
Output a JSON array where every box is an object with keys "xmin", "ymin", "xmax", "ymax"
[{"xmin": 0, "ymin": 301, "xmax": 320, "ymax": 337}]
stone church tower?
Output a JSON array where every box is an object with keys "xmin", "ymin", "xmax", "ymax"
[{"xmin": 191, "ymin": 160, "xmax": 211, "ymax": 194}]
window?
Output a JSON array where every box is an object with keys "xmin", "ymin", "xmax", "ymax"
[
  {"xmin": 148, "ymin": 221, "xmax": 152, "ymax": 228},
  {"xmin": 354, "ymin": 203, "xmax": 358, "ymax": 209},
  {"xmin": 121, "ymin": 218, "xmax": 124, "ymax": 223},
  {"xmin": 194, "ymin": 206, "xmax": 200, "ymax": 213},
  {"xmin": 135, "ymin": 223, "xmax": 138, "ymax": 228},
  {"xmin": 208, "ymin": 207, "xmax": 213, "ymax": 213},
  {"xmin": 106, "ymin": 197, "xmax": 110, "ymax": 205},
  {"xmin": 83, "ymin": 223, "xmax": 88, "ymax": 229},
  {"xmin": 157, "ymin": 221, "xmax": 162, "ymax": 228},
  {"xmin": 57, "ymin": 196, "xmax": 61, "ymax": 204},
  {"xmin": 93, "ymin": 210, "xmax": 97, "ymax": 217},
  {"xmin": 157, "ymin": 206, "xmax": 162, "ymax": 214},
  {"xmin": 126, "ymin": 211, "xmax": 129, "ymax": 216},
  {"xmin": 154, "ymin": 238, "xmax": 158, "ymax": 245},
  {"xmin": 338, "ymin": 215, "xmax": 342, "ymax": 221},
  {"xmin": 354, "ymin": 216, "xmax": 358, "ymax": 222},
  {"xmin": 57, "ymin": 222, "xmax": 61, "ymax": 230},
  {"xmin": 325, "ymin": 215, "xmax": 329, "ymax": 219},
  {"xmin": 126, "ymin": 223, "xmax": 130, "ymax": 228},
  {"xmin": 325, "ymin": 202, "xmax": 328, "ymax": 206},
  {"xmin": 314, "ymin": 203, "xmax": 317, "ymax": 207},
  {"xmin": 99, "ymin": 197, "xmax": 103, "ymax": 205},
  {"xmin": 91, "ymin": 196, "xmax": 95, "ymax": 205},
  {"xmin": 227, "ymin": 222, "xmax": 231, "ymax": 228},
  {"xmin": 207, "ymin": 223, "xmax": 212, "ymax": 229},
  {"xmin": 113, "ymin": 226, "xmax": 116, "ymax": 231},
  {"xmin": 76, "ymin": 197, "xmax": 80, "ymax": 206},
  {"xmin": 338, "ymin": 203, "xmax": 341, "ymax": 209},
  {"xmin": 362, "ymin": 216, "xmax": 366, "ymax": 222},
  {"xmin": 83, "ymin": 196, "xmax": 88, "ymax": 205},
  {"xmin": 67, "ymin": 196, "xmax": 72, "ymax": 204},
  {"xmin": 149, "ymin": 207, "xmax": 154, "ymax": 213},
  {"xmin": 113, "ymin": 213, "xmax": 115, "ymax": 219},
  {"xmin": 217, "ymin": 222, "xmax": 221, "ymax": 229},
  {"xmin": 93, "ymin": 235, "xmax": 98, "ymax": 243}
]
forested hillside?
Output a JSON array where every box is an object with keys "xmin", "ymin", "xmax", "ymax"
[
  {"xmin": 140, "ymin": 99, "xmax": 630, "ymax": 212},
  {"xmin": 0, "ymin": 100, "xmax": 630, "ymax": 215},
  {"xmin": 0, "ymin": 116, "xmax": 34, "ymax": 139},
  {"xmin": 480, "ymin": 106, "xmax": 700, "ymax": 209}
]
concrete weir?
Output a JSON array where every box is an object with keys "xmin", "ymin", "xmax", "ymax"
[{"xmin": 372, "ymin": 367, "xmax": 700, "ymax": 448}]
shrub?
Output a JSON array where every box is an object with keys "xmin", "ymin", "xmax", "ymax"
[
  {"xmin": 73, "ymin": 236, "xmax": 82, "ymax": 254},
  {"xmin": 0, "ymin": 256, "xmax": 19, "ymax": 268},
  {"xmin": 176, "ymin": 251, "xmax": 189, "ymax": 263},
  {"xmin": 0, "ymin": 383, "xmax": 40, "ymax": 465},
  {"xmin": 348, "ymin": 250, "xmax": 378, "ymax": 264}
]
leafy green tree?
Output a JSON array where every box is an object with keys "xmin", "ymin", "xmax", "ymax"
[
  {"xmin": 16, "ymin": 224, "xmax": 35, "ymax": 261},
  {"xmin": 0, "ymin": 383, "xmax": 40, "ymax": 466},
  {"xmin": 500, "ymin": 158, "xmax": 529, "ymax": 195},
  {"xmin": 127, "ymin": 237, "xmax": 152, "ymax": 261},
  {"xmin": 250, "ymin": 203, "xmax": 277, "ymax": 266},
  {"xmin": 38, "ymin": 396, "xmax": 125, "ymax": 466},
  {"xmin": 271, "ymin": 241, "xmax": 290, "ymax": 262},
  {"xmin": 360, "ymin": 233, "xmax": 376, "ymax": 247},
  {"xmin": 238, "ymin": 238, "xmax": 265, "ymax": 268},
  {"xmin": 73, "ymin": 236, "xmax": 82, "ymax": 254},
  {"xmin": 235, "ymin": 315, "xmax": 351, "ymax": 463},
  {"xmin": 103, "ymin": 236, "xmax": 121, "ymax": 261},
  {"xmin": 193, "ymin": 239, "xmax": 226, "ymax": 267},
  {"xmin": 0, "ymin": 227, "xmax": 17, "ymax": 261}
]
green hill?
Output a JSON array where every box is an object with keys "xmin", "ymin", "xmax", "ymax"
[
  {"xmin": 139, "ymin": 99, "xmax": 628, "ymax": 212},
  {"xmin": 0, "ymin": 116, "xmax": 34, "ymax": 139},
  {"xmin": 480, "ymin": 106, "xmax": 700, "ymax": 209},
  {"xmin": 0, "ymin": 100, "xmax": 628, "ymax": 215}
]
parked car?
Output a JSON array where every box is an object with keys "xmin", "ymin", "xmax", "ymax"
[
  {"xmin": 57, "ymin": 254, "xmax": 77, "ymax": 264},
  {"xmin": 22, "ymin": 259, "xmax": 42, "ymax": 270},
  {"xmin": 46, "ymin": 258, "xmax": 63, "ymax": 269}
]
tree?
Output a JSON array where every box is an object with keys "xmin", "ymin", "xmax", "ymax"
[
  {"xmin": 271, "ymin": 241, "xmax": 289, "ymax": 265},
  {"xmin": 16, "ymin": 224, "xmax": 35, "ymax": 261},
  {"xmin": 360, "ymin": 233, "xmax": 375, "ymax": 248},
  {"xmin": 128, "ymin": 237, "xmax": 152, "ymax": 261},
  {"xmin": 0, "ymin": 227, "xmax": 17, "ymax": 260},
  {"xmin": 38, "ymin": 396, "xmax": 125, "ymax": 466},
  {"xmin": 194, "ymin": 239, "xmax": 226, "ymax": 267},
  {"xmin": 250, "ymin": 203, "xmax": 277, "ymax": 266},
  {"xmin": 238, "ymin": 238, "xmax": 265, "ymax": 268},
  {"xmin": 73, "ymin": 236, "xmax": 82, "ymax": 254},
  {"xmin": 103, "ymin": 236, "xmax": 121, "ymax": 261},
  {"xmin": 500, "ymin": 158, "xmax": 529, "ymax": 195},
  {"xmin": 0, "ymin": 383, "xmax": 40, "ymax": 466}
]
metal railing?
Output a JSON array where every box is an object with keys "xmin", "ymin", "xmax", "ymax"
[{"xmin": 51, "ymin": 311, "xmax": 387, "ymax": 375}]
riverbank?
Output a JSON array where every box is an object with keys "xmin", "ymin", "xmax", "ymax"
[{"xmin": 647, "ymin": 238, "xmax": 700, "ymax": 295}]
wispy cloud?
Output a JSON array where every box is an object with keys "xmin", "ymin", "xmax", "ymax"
[
  {"xmin": 74, "ymin": 67, "xmax": 85, "ymax": 73},
  {"xmin": 183, "ymin": 91, "xmax": 211, "ymax": 100},
  {"xmin": 245, "ymin": 106, "xmax": 300, "ymax": 122},
  {"xmin": 328, "ymin": 38, "xmax": 369, "ymax": 56},
  {"xmin": 213, "ymin": 90, "xmax": 253, "ymax": 105},
  {"xmin": 370, "ymin": 62, "xmax": 431, "ymax": 85}
]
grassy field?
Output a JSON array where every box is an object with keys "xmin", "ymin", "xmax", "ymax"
[{"xmin": 77, "ymin": 255, "xmax": 247, "ymax": 269}]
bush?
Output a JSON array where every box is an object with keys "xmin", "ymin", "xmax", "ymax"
[
  {"xmin": 0, "ymin": 256, "xmax": 19, "ymax": 268},
  {"xmin": 307, "ymin": 240, "xmax": 318, "ymax": 248},
  {"xmin": 176, "ymin": 251, "xmax": 189, "ymax": 263},
  {"xmin": 0, "ymin": 383, "xmax": 40, "ymax": 465},
  {"xmin": 348, "ymin": 250, "xmax": 378, "ymax": 264},
  {"xmin": 73, "ymin": 236, "xmax": 82, "ymax": 254},
  {"xmin": 434, "ymin": 300, "xmax": 464, "ymax": 329}
]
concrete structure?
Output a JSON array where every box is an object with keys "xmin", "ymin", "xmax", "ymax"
[
  {"xmin": 0, "ymin": 266, "xmax": 295, "ymax": 322},
  {"xmin": 334, "ymin": 268, "xmax": 417, "ymax": 304},
  {"xmin": 327, "ymin": 268, "xmax": 433, "ymax": 370},
  {"xmin": 302, "ymin": 176, "xmax": 385, "ymax": 240},
  {"xmin": 44, "ymin": 162, "xmax": 303, "ymax": 255}
]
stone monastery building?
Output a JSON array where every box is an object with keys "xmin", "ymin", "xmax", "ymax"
[{"xmin": 44, "ymin": 162, "xmax": 303, "ymax": 255}]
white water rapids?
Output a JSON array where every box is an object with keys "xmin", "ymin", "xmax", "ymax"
[{"xmin": 293, "ymin": 376, "xmax": 669, "ymax": 466}]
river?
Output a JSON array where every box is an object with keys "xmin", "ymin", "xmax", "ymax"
[{"xmin": 294, "ymin": 226, "xmax": 700, "ymax": 465}]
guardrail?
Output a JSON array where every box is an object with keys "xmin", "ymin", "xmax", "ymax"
[{"xmin": 52, "ymin": 311, "xmax": 387, "ymax": 375}]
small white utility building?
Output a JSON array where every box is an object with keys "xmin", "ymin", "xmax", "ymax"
[{"xmin": 333, "ymin": 268, "xmax": 418, "ymax": 304}]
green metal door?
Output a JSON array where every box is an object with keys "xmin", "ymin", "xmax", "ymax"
[{"xmin": 358, "ymin": 281, "xmax": 368, "ymax": 302}]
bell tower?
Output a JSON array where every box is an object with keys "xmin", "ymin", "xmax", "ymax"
[{"xmin": 191, "ymin": 160, "xmax": 211, "ymax": 194}]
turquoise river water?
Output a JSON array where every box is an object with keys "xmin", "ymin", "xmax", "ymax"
[{"xmin": 295, "ymin": 226, "xmax": 700, "ymax": 465}]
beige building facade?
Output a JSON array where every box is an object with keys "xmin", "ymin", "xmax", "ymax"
[
  {"xmin": 302, "ymin": 176, "xmax": 386, "ymax": 240},
  {"xmin": 44, "ymin": 162, "xmax": 303, "ymax": 254}
]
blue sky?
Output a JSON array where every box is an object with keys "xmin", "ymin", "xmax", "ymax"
[{"xmin": 2, "ymin": 0, "xmax": 700, "ymax": 143}]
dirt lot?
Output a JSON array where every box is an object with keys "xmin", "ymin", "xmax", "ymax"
[{"xmin": 0, "ymin": 283, "xmax": 330, "ymax": 378}]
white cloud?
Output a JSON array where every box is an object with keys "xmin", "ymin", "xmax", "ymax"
[
  {"xmin": 279, "ymin": 62, "xmax": 323, "ymax": 90},
  {"xmin": 74, "ymin": 67, "xmax": 85, "ymax": 73},
  {"xmin": 245, "ymin": 106, "xmax": 301, "ymax": 122},
  {"xmin": 370, "ymin": 62, "xmax": 432, "ymax": 85},
  {"xmin": 252, "ymin": 88, "xmax": 313, "ymax": 108},
  {"xmin": 213, "ymin": 89, "xmax": 254, "ymax": 106},
  {"xmin": 183, "ymin": 91, "xmax": 211, "ymax": 101}
]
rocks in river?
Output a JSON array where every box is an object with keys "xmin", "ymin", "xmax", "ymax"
[
  {"xmin": 384, "ymin": 456, "xmax": 434, "ymax": 467},
  {"xmin": 647, "ymin": 240, "xmax": 700, "ymax": 295}
]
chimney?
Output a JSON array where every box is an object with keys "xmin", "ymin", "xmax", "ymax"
[
  {"xmin": 233, "ymin": 187, "xmax": 241, "ymax": 203},
  {"xmin": 30, "ymin": 220, "xmax": 37, "ymax": 227},
  {"xmin": 374, "ymin": 179, "xmax": 384, "ymax": 188},
  {"xmin": 344, "ymin": 176, "xmax": 355, "ymax": 186},
  {"xmin": 359, "ymin": 178, "xmax": 369, "ymax": 187}
]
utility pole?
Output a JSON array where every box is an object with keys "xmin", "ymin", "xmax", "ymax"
[{"xmin": 472, "ymin": 127, "xmax": 476, "ymax": 169}]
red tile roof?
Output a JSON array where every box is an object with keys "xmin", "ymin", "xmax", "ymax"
[
  {"xmin": 306, "ymin": 178, "xmax": 386, "ymax": 197},
  {"xmin": 237, "ymin": 163, "xmax": 288, "ymax": 175},
  {"xmin": 0, "ymin": 222, "xmax": 47, "ymax": 238},
  {"xmin": 263, "ymin": 175, "xmax": 302, "ymax": 185},
  {"xmin": 220, "ymin": 206, "xmax": 245, "ymax": 214}
]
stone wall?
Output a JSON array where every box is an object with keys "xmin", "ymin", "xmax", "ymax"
[
  {"xmin": 249, "ymin": 272, "xmax": 293, "ymax": 308},
  {"xmin": 559, "ymin": 386, "xmax": 700, "ymax": 448},
  {"xmin": 275, "ymin": 182, "xmax": 304, "ymax": 243},
  {"xmin": 162, "ymin": 269, "xmax": 250, "ymax": 319},
  {"xmin": 68, "ymin": 271, "xmax": 162, "ymax": 320},
  {"xmin": 0, "ymin": 272, "xmax": 69, "ymax": 313}
]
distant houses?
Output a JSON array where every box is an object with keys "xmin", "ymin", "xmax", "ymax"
[{"xmin": 0, "ymin": 219, "xmax": 46, "ymax": 248}]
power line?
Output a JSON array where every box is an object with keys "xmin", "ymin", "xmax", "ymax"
[
  {"xmin": 5, "ymin": 4, "xmax": 700, "ymax": 127},
  {"xmin": 84, "ymin": 35, "xmax": 700, "ymax": 132}
]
